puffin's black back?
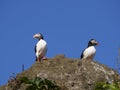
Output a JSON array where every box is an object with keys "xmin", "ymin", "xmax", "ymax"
[{"xmin": 80, "ymin": 51, "xmax": 84, "ymax": 59}]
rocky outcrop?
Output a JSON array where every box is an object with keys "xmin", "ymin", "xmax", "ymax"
[{"xmin": 0, "ymin": 55, "xmax": 119, "ymax": 90}]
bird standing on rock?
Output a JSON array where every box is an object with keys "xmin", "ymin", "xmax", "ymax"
[
  {"xmin": 33, "ymin": 33, "xmax": 47, "ymax": 62},
  {"xmin": 81, "ymin": 39, "xmax": 99, "ymax": 60}
]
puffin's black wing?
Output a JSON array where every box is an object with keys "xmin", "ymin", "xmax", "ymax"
[
  {"xmin": 34, "ymin": 45, "xmax": 37, "ymax": 53},
  {"xmin": 80, "ymin": 50, "xmax": 84, "ymax": 59},
  {"xmin": 34, "ymin": 45, "xmax": 37, "ymax": 61}
]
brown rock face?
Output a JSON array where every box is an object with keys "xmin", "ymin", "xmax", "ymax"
[{"xmin": 0, "ymin": 55, "xmax": 118, "ymax": 90}]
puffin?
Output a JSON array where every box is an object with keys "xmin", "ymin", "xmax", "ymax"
[
  {"xmin": 80, "ymin": 39, "xmax": 99, "ymax": 60},
  {"xmin": 33, "ymin": 33, "xmax": 47, "ymax": 62}
]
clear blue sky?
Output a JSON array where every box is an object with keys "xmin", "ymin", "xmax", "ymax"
[{"xmin": 0, "ymin": 0, "xmax": 120, "ymax": 85}]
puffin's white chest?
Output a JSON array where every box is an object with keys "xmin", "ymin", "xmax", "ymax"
[
  {"xmin": 36, "ymin": 39, "xmax": 47, "ymax": 49},
  {"xmin": 36, "ymin": 39, "xmax": 47, "ymax": 57},
  {"xmin": 83, "ymin": 46, "xmax": 96, "ymax": 59}
]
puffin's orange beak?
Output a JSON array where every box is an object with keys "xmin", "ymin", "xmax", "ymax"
[
  {"xmin": 33, "ymin": 35, "xmax": 36, "ymax": 38},
  {"xmin": 96, "ymin": 42, "xmax": 99, "ymax": 46}
]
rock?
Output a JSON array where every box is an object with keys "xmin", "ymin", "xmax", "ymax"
[{"xmin": 0, "ymin": 55, "xmax": 119, "ymax": 90}]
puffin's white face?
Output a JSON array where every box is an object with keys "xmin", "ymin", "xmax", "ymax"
[
  {"xmin": 33, "ymin": 33, "xmax": 41, "ymax": 39},
  {"xmin": 90, "ymin": 39, "xmax": 99, "ymax": 46},
  {"xmin": 33, "ymin": 33, "xmax": 44, "ymax": 40}
]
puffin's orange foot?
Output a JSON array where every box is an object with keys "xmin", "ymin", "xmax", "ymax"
[
  {"xmin": 36, "ymin": 58, "xmax": 41, "ymax": 62},
  {"xmin": 42, "ymin": 57, "xmax": 47, "ymax": 60}
]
